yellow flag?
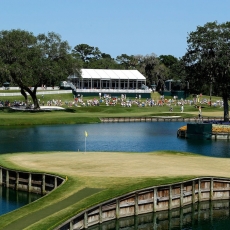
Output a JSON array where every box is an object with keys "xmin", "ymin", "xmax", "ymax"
[{"xmin": 85, "ymin": 131, "xmax": 88, "ymax": 137}]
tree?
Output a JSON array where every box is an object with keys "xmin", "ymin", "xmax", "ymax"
[
  {"xmin": 183, "ymin": 21, "xmax": 230, "ymax": 121},
  {"xmin": 85, "ymin": 53, "xmax": 120, "ymax": 69},
  {"xmin": 159, "ymin": 55, "xmax": 181, "ymax": 79},
  {"xmin": 133, "ymin": 54, "xmax": 169, "ymax": 90},
  {"xmin": 0, "ymin": 30, "xmax": 81, "ymax": 109},
  {"xmin": 72, "ymin": 44, "xmax": 102, "ymax": 68}
]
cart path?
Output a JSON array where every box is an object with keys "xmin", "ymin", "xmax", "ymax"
[{"xmin": 3, "ymin": 187, "xmax": 102, "ymax": 230}]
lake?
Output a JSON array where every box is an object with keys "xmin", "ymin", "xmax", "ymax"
[
  {"xmin": 1, "ymin": 121, "xmax": 230, "ymax": 229},
  {"xmin": 0, "ymin": 122, "xmax": 230, "ymax": 157}
]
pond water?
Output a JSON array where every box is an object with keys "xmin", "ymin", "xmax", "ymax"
[
  {"xmin": 88, "ymin": 200, "xmax": 230, "ymax": 230},
  {"xmin": 0, "ymin": 122, "xmax": 230, "ymax": 157},
  {"xmin": 1, "ymin": 121, "xmax": 230, "ymax": 229},
  {"xmin": 0, "ymin": 186, "xmax": 41, "ymax": 216}
]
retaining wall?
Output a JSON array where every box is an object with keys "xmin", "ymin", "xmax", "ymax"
[
  {"xmin": 0, "ymin": 166, "xmax": 64, "ymax": 195},
  {"xmin": 55, "ymin": 177, "xmax": 230, "ymax": 230}
]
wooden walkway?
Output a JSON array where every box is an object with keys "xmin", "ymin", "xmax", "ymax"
[{"xmin": 100, "ymin": 116, "xmax": 223, "ymax": 123}]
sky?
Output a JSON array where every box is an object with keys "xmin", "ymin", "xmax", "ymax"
[{"xmin": 1, "ymin": 0, "xmax": 230, "ymax": 59}]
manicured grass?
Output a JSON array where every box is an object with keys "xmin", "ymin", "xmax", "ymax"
[
  {"xmin": 0, "ymin": 91, "xmax": 227, "ymax": 229},
  {"xmin": 0, "ymin": 151, "xmax": 230, "ymax": 229},
  {"xmin": 0, "ymin": 91, "xmax": 225, "ymax": 126},
  {"xmin": 0, "ymin": 102, "xmax": 224, "ymax": 126}
]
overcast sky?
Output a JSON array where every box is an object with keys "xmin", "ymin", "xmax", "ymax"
[{"xmin": 1, "ymin": 0, "xmax": 230, "ymax": 59}]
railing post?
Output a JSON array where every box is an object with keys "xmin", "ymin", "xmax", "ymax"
[
  {"xmin": 0, "ymin": 167, "xmax": 2, "ymax": 185},
  {"xmin": 99, "ymin": 205, "xmax": 102, "ymax": 223},
  {"xmin": 135, "ymin": 192, "xmax": 139, "ymax": 215},
  {"xmin": 28, "ymin": 173, "xmax": 32, "ymax": 192},
  {"xmin": 180, "ymin": 183, "xmax": 184, "ymax": 207},
  {"xmin": 116, "ymin": 199, "xmax": 120, "ymax": 219},
  {"xmin": 192, "ymin": 180, "xmax": 195, "ymax": 203},
  {"xmin": 169, "ymin": 185, "xmax": 172, "ymax": 210},
  {"xmin": 84, "ymin": 212, "xmax": 88, "ymax": 229},
  {"xmin": 69, "ymin": 220, "xmax": 73, "ymax": 230},
  {"xmin": 54, "ymin": 176, "xmax": 57, "ymax": 189},
  {"xmin": 198, "ymin": 179, "xmax": 201, "ymax": 202},
  {"xmin": 15, "ymin": 172, "xmax": 19, "ymax": 190},
  {"xmin": 210, "ymin": 178, "xmax": 214, "ymax": 200},
  {"xmin": 42, "ymin": 174, "xmax": 46, "ymax": 195},
  {"xmin": 6, "ymin": 170, "xmax": 9, "ymax": 188},
  {"xmin": 153, "ymin": 188, "xmax": 157, "ymax": 212}
]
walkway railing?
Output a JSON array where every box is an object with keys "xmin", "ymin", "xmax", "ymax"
[{"xmin": 55, "ymin": 176, "xmax": 230, "ymax": 230}]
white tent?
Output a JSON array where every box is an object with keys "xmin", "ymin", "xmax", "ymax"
[{"xmin": 70, "ymin": 69, "xmax": 146, "ymax": 90}]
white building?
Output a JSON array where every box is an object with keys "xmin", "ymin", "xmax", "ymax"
[
  {"xmin": 69, "ymin": 69, "xmax": 147, "ymax": 90},
  {"xmin": 66, "ymin": 69, "xmax": 151, "ymax": 98}
]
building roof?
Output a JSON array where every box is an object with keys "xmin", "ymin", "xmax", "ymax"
[{"xmin": 76, "ymin": 69, "xmax": 146, "ymax": 80}]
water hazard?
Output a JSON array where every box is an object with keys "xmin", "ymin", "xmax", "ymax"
[
  {"xmin": 0, "ymin": 186, "xmax": 41, "ymax": 216},
  {"xmin": 1, "ymin": 121, "xmax": 230, "ymax": 228},
  {"xmin": 0, "ymin": 122, "xmax": 229, "ymax": 157},
  {"xmin": 88, "ymin": 200, "xmax": 230, "ymax": 230}
]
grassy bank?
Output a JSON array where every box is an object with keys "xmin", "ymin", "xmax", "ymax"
[
  {"xmin": 0, "ymin": 96, "xmax": 225, "ymax": 126},
  {"xmin": 0, "ymin": 151, "xmax": 230, "ymax": 229}
]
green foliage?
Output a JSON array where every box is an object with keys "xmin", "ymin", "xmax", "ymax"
[
  {"xmin": 183, "ymin": 21, "xmax": 230, "ymax": 120},
  {"xmin": 0, "ymin": 30, "xmax": 82, "ymax": 109}
]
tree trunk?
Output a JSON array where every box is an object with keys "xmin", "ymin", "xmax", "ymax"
[
  {"xmin": 31, "ymin": 93, "xmax": 40, "ymax": 109},
  {"xmin": 24, "ymin": 86, "xmax": 40, "ymax": 109},
  {"xmin": 20, "ymin": 88, "xmax": 28, "ymax": 105},
  {"xmin": 223, "ymin": 94, "xmax": 229, "ymax": 122}
]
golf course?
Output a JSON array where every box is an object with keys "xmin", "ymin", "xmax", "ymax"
[{"xmin": 0, "ymin": 91, "xmax": 228, "ymax": 229}]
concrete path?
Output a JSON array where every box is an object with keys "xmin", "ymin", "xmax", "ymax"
[{"xmin": 3, "ymin": 188, "xmax": 102, "ymax": 230}]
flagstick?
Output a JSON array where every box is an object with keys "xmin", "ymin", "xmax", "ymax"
[{"xmin": 85, "ymin": 136, "xmax": 86, "ymax": 153}]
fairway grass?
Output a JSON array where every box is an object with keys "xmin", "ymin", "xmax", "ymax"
[{"xmin": 0, "ymin": 151, "xmax": 229, "ymax": 229}]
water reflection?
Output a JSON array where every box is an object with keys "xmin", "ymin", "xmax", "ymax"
[
  {"xmin": 88, "ymin": 200, "xmax": 230, "ymax": 230},
  {"xmin": 0, "ymin": 186, "xmax": 41, "ymax": 215}
]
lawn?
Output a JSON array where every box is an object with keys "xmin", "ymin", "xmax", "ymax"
[
  {"xmin": 0, "ymin": 151, "xmax": 230, "ymax": 229},
  {"xmin": 0, "ymin": 91, "xmax": 227, "ymax": 229},
  {"xmin": 0, "ymin": 91, "xmax": 225, "ymax": 126}
]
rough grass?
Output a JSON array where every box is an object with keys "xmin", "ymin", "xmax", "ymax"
[{"xmin": 0, "ymin": 151, "xmax": 230, "ymax": 229}]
